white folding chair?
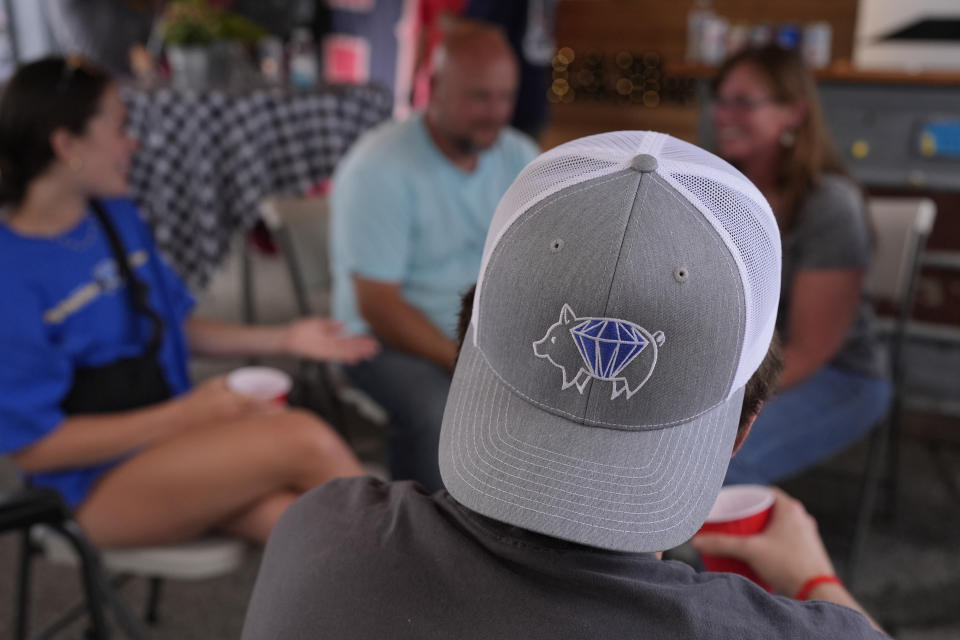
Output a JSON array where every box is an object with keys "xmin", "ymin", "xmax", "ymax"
[
  {"xmin": 848, "ymin": 196, "xmax": 936, "ymax": 583},
  {"xmin": 4, "ymin": 485, "xmax": 247, "ymax": 639}
]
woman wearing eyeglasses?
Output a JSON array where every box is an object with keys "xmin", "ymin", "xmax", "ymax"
[
  {"xmin": 710, "ymin": 46, "xmax": 891, "ymax": 486},
  {"xmin": 0, "ymin": 57, "xmax": 377, "ymax": 547}
]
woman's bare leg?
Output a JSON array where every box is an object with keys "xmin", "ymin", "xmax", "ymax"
[
  {"xmin": 76, "ymin": 409, "xmax": 363, "ymax": 547},
  {"xmin": 217, "ymin": 491, "xmax": 299, "ymax": 543}
]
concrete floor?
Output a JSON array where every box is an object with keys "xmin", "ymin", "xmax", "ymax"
[{"xmin": 2, "ymin": 239, "xmax": 959, "ymax": 639}]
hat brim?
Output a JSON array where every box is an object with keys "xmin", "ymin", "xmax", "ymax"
[{"xmin": 439, "ymin": 336, "xmax": 744, "ymax": 553}]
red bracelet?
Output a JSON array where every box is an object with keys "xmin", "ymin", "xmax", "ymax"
[{"xmin": 794, "ymin": 575, "xmax": 843, "ymax": 601}]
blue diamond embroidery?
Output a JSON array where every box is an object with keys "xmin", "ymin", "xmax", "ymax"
[
  {"xmin": 572, "ymin": 331, "xmax": 597, "ymax": 376},
  {"xmin": 582, "ymin": 319, "xmax": 605, "ymax": 337},
  {"xmin": 570, "ymin": 318, "xmax": 649, "ymax": 380}
]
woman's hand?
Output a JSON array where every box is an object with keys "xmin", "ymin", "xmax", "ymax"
[
  {"xmin": 282, "ymin": 317, "xmax": 379, "ymax": 364},
  {"xmin": 177, "ymin": 375, "xmax": 275, "ymax": 427}
]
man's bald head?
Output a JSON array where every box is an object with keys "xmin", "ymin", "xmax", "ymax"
[
  {"xmin": 432, "ymin": 21, "xmax": 515, "ymax": 77},
  {"xmin": 427, "ymin": 20, "xmax": 519, "ymax": 157}
]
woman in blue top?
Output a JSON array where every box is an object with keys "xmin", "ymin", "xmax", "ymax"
[{"xmin": 0, "ymin": 57, "xmax": 378, "ymax": 547}]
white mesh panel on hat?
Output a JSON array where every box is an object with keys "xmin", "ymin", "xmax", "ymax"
[
  {"xmin": 657, "ymin": 163, "xmax": 781, "ymax": 392},
  {"xmin": 657, "ymin": 135, "xmax": 745, "ymax": 180}
]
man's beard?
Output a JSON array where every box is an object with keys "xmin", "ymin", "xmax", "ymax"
[{"xmin": 449, "ymin": 133, "xmax": 483, "ymax": 156}]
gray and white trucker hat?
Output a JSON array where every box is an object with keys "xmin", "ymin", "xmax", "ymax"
[{"xmin": 439, "ymin": 131, "xmax": 782, "ymax": 553}]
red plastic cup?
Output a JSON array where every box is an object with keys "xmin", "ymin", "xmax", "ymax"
[
  {"xmin": 695, "ymin": 484, "xmax": 775, "ymax": 591},
  {"xmin": 226, "ymin": 367, "xmax": 292, "ymax": 405}
]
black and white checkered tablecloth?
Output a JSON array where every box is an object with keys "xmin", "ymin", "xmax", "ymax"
[{"xmin": 122, "ymin": 82, "xmax": 392, "ymax": 289}]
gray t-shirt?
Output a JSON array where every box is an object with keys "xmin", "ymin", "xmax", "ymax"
[
  {"xmin": 780, "ymin": 175, "xmax": 886, "ymax": 378},
  {"xmin": 242, "ymin": 478, "xmax": 885, "ymax": 640}
]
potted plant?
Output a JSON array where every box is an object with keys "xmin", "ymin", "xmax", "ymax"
[{"xmin": 162, "ymin": 0, "xmax": 266, "ymax": 89}]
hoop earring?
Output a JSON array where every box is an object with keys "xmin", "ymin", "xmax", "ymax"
[{"xmin": 779, "ymin": 129, "xmax": 796, "ymax": 148}]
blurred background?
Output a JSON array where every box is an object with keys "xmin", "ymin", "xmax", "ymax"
[{"xmin": 0, "ymin": 1, "xmax": 958, "ymax": 638}]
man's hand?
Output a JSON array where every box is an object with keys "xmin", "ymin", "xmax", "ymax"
[
  {"xmin": 692, "ymin": 488, "xmax": 835, "ymax": 597},
  {"xmin": 692, "ymin": 488, "xmax": 886, "ymax": 633}
]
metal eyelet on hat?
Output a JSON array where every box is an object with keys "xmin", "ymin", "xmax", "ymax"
[
  {"xmin": 674, "ymin": 266, "xmax": 689, "ymax": 283},
  {"xmin": 550, "ymin": 238, "xmax": 565, "ymax": 252}
]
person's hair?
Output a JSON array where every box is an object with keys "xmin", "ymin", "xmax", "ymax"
[
  {"xmin": 0, "ymin": 56, "xmax": 112, "ymax": 207},
  {"xmin": 455, "ymin": 285, "xmax": 783, "ymax": 436},
  {"xmin": 711, "ymin": 45, "xmax": 850, "ymax": 230}
]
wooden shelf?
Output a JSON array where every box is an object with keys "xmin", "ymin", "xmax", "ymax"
[
  {"xmin": 666, "ymin": 62, "xmax": 960, "ymax": 86},
  {"xmin": 540, "ymin": 101, "xmax": 699, "ymax": 150}
]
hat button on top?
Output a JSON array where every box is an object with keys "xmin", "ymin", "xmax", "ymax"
[{"xmin": 630, "ymin": 154, "xmax": 658, "ymax": 173}]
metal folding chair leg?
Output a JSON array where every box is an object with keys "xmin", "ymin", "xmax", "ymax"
[
  {"xmin": 289, "ymin": 360, "xmax": 351, "ymax": 444},
  {"xmin": 884, "ymin": 399, "xmax": 903, "ymax": 519},
  {"xmin": 90, "ymin": 572, "xmax": 147, "ymax": 640},
  {"xmin": 59, "ymin": 521, "xmax": 116, "ymax": 639},
  {"xmin": 273, "ymin": 225, "xmax": 312, "ymax": 317},
  {"xmin": 19, "ymin": 522, "xmax": 112, "ymax": 640},
  {"xmin": 15, "ymin": 530, "xmax": 32, "ymax": 640},
  {"xmin": 241, "ymin": 239, "xmax": 258, "ymax": 325},
  {"xmin": 847, "ymin": 416, "xmax": 892, "ymax": 588},
  {"xmin": 30, "ymin": 575, "xmax": 147, "ymax": 640},
  {"xmin": 24, "ymin": 521, "xmax": 149, "ymax": 640},
  {"xmin": 145, "ymin": 577, "xmax": 163, "ymax": 625}
]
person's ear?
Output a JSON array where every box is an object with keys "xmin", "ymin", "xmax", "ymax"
[
  {"xmin": 49, "ymin": 127, "xmax": 79, "ymax": 166},
  {"xmin": 427, "ymin": 73, "xmax": 444, "ymax": 114},
  {"xmin": 430, "ymin": 69, "xmax": 447, "ymax": 101},
  {"xmin": 732, "ymin": 403, "xmax": 762, "ymax": 456},
  {"xmin": 786, "ymin": 100, "xmax": 807, "ymax": 130}
]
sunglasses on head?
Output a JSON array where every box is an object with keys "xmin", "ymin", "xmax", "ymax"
[{"xmin": 56, "ymin": 54, "xmax": 93, "ymax": 94}]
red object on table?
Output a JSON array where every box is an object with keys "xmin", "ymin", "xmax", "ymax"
[{"xmin": 324, "ymin": 35, "xmax": 372, "ymax": 84}]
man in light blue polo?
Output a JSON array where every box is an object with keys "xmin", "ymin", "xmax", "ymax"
[{"xmin": 330, "ymin": 20, "xmax": 538, "ymax": 491}]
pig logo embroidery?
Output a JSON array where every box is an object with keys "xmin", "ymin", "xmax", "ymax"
[{"xmin": 533, "ymin": 304, "xmax": 665, "ymax": 400}]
